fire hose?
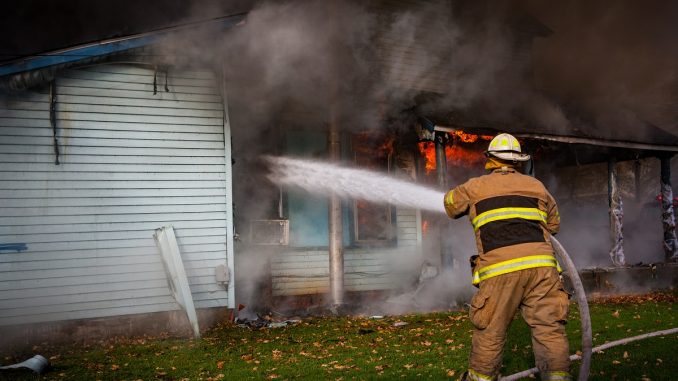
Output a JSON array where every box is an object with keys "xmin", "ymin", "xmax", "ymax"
[{"xmin": 501, "ymin": 236, "xmax": 678, "ymax": 381}]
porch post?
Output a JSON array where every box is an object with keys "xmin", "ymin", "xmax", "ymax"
[
  {"xmin": 608, "ymin": 157, "xmax": 626, "ymax": 266},
  {"xmin": 435, "ymin": 131, "xmax": 454, "ymax": 269},
  {"xmin": 659, "ymin": 154, "xmax": 678, "ymax": 262},
  {"xmin": 328, "ymin": 111, "xmax": 344, "ymax": 309}
]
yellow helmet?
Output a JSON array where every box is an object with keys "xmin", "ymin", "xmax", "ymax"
[{"xmin": 486, "ymin": 133, "xmax": 530, "ymax": 162}]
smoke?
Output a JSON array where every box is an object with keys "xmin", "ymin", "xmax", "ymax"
[
  {"xmin": 522, "ymin": 0, "xmax": 678, "ymax": 141},
  {"xmin": 143, "ymin": 0, "xmax": 678, "ymax": 311},
  {"xmin": 548, "ymin": 158, "xmax": 668, "ymax": 269}
]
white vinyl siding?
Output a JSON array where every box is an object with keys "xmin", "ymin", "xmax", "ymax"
[
  {"xmin": 0, "ymin": 64, "xmax": 232, "ymax": 326},
  {"xmin": 271, "ymin": 249, "xmax": 401, "ymax": 296},
  {"xmin": 396, "ymin": 208, "xmax": 420, "ymax": 247}
]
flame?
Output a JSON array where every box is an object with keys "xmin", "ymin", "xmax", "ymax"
[
  {"xmin": 422, "ymin": 220, "xmax": 429, "ymax": 237},
  {"xmin": 377, "ymin": 136, "xmax": 395, "ymax": 156},
  {"xmin": 451, "ymin": 130, "xmax": 493, "ymax": 143},
  {"xmin": 445, "ymin": 145, "xmax": 486, "ymax": 167},
  {"xmin": 417, "ymin": 129, "xmax": 487, "ymax": 173},
  {"xmin": 417, "ymin": 141, "xmax": 437, "ymax": 174}
]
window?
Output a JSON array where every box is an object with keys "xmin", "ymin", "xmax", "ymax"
[{"xmin": 351, "ymin": 133, "xmax": 394, "ymax": 243}]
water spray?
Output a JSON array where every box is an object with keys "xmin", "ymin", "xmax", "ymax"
[{"xmin": 266, "ymin": 155, "xmax": 677, "ymax": 380}]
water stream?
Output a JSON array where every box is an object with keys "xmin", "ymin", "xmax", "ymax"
[{"xmin": 265, "ymin": 156, "xmax": 447, "ymax": 214}]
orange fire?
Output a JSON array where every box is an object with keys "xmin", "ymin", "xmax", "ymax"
[
  {"xmin": 418, "ymin": 141, "xmax": 437, "ymax": 173},
  {"xmin": 452, "ymin": 130, "xmax": 493, "ymax": 143},
  {"xmin": 422, "ymin": 220, "xmax": 429, "ymax": 237},
  {"xmin": 417, "ymin": 129, "xmax": 487, "ymax": 174}
]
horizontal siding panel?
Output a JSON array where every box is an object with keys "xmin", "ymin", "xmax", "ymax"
[
  {"xmin": 0, "ymin": 171, "xmax": 224, "ymax": 182},
  {"xmin": 0, "ymin": 180, "xmax": 225, "ymax": 190},
  {"xmin": 397, "ymin": 220, "xmax": 418, "ymax": 228},
  {"xmin": 0, "ymin": 254, "xmax": 162, "ymax": 272},
  {"xmin": 1, "ymin": 127, "xmax": 223, "ymax": 141},
  {"xmin": 1, "ymin": 235, "xmax": 225, "ymax": 253},
  {"xmin": 1, "ymin": 118, "xmax": 224, "ymax": 133},
  {"xmin": 396, "ymin": 214, "xmax": 417, "ymax": 222},
  {"xmin": 0, "ymin": 92, "xmax": 48, "ymax": 102},
  {"xmin": 0, "ymin": 195, "xmax": 227, "ymax": 207},
  {"xmin": 194, "ymin": 298, "xmax": 229, "ymax": 309},
  {"xmin": 81, "ymin": 65, "xmax": 216, "ymax": 79},
  {"xmin": 0, "ymin": 203, "xmax": 226, "ymax": 217},
  {"xmin": 56, "ymin": 103, "xmax": 223, "ymax": 118},
  {"xmin": 0, "ymin": 244, "xmax": 226, "ymax": 264},
  {"xmin": 2, "ymin": 136, "xmax": 224, "ymax": 149},
  {"xmin": 0, "ymin": 278, "xmax": 169, "ymax": 300},
  {"xmin": 0, "ymin": 270, "xmax": 168, "ymax": 292},
  {"xmin": 0, "ymin": 117, "xmax": 50, "ymax": 128},
  {"xmin": 0, "ymin": 145, "xmax": 226, "ymax": 157},
  {"xmin": 0, "ymin": 101, "xmax": 48, "ymax": 111},
  {"xmin": 1, "ymin": 262, "xmax": 166, "ymax": 282},
  {"xmin": 60, "ymin": 69, "xmax": 217, "ymax": 88},
  {"xmin": 57, "ymin": 77, "xmax": 219, "ymax": 95},
  {"xmin": 0, "ymin": 109, "xmax": 49, "ymax": 119},
  {"xmin": 58, "ymin": 94, "xmax": 223, "ymax": 110},
  {"xmin": 57, "ymin": 86, "xmax": 222, "ymax": 103},
  {"xmin": 192, "ymin": 291, "xmax": 228, "ymax": 302},
  {"xmin": 56, "ymin": 111, "xmax": 222, "ymax": 125},
  {"xmin": 0, "ymin": 295, "xmax": 178, "ymax": 319},
  {"xmin": 0, "ymin": 227, "xmax": 226, "ymax": 244},
  {"xmin": 1, "ymin": 287, "xmax": 171, "ymax": 311},
  {"xmin": 0, "ymin": 163, "xmax": 225, "ymax": 174},
  {"xmin": 0, "ymin": 302, "xmax": 180, "ymax": 326},
  {"xmin": 59, "ymin": 119, "xmax": 223, "ymax": 133},
  {"xmin": 0, "ymin": 211, "xmax": 227, "ymax": 225},
  {"xmin": 0, "ymin": 154, "xmax": 226, "ymax": 165},
  {"xmin": 0, "ymin": 188, "xmax": 225, "ymax": 198},
  {"xmin": 0, "ymin": 219, "xmax": 226, "ymax": 235}
]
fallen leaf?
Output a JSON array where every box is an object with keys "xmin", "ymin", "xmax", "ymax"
[
  {"xmin": 623, "ymin": 351, "xmax": 629, "ymax": 359},
  {"xmin": 612, "ymin": 310, "xmax": 620, "ymax": 318},
  {"xmin": 110, "ymin": 364, "xmax": 120, "ymax": 371},
  {"xmin": 217, "ymin": 361, "xmax": 225, "ymax": 369},
  {"xmin": 446, "ymin": 369, "xmax": 456, "ymax": 377}
]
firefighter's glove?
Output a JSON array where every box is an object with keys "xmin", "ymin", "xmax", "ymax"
[{"xmin": 469, "ymin": 255, "xmax": 479, "ymax": 270}]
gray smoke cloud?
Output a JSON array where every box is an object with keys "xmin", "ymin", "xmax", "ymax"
[
  {"xmin": 522, "ymin": 0, "xmax": 678, "ymax": 141},
  {"xmin": 146, "ymin": 0, "xmax": 678, "ymax": 311}
]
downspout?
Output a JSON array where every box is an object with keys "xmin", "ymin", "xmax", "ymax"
[
  {"xmin": 221, "ymin": 63, "xmax": 236, "ymax": 308},
  {"xmin": 328, "ymin": 110, "xmax": 344, "ymax": 310},
  {"xmin": 608, "ymin": 157, "xmax": 626, "ymax": 266},
  {"xmin": 49, "ymin": 80, "xmax": 60, "ymax": 165},
  {"xmin": 659, "ymin": 154, "xmax": 678, "ymax": 262}
]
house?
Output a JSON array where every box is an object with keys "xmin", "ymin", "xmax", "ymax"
[{"xmin": 2, "ymin": 0, "xmax": 677, "ymax": 351}]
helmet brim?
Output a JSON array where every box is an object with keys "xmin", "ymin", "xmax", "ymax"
[{"xmin": 488, "ymin": 151, "xmax": 531, "ymax": 162}]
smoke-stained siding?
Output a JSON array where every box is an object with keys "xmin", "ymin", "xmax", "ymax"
[
  {"xmin": 0, "ymin": 64, "xmax": 232, "ymax": 326},
  {"xmin": 271, "ymin": 249, "xmax": 403, "ymax": 296}
]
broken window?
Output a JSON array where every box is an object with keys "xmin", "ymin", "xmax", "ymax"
[{"xmin": 351, "ymin": 133, "xmax": 394, "ymax": 243}]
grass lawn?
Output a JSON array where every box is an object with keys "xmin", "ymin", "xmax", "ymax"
[{"xmin": 1, "ymin": 292, "xmax": 676, "ymax": 381}]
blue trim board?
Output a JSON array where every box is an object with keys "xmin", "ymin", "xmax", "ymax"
[{"xmin": 0, "ymin": 14, "xmax": 246, "ymax": 77}]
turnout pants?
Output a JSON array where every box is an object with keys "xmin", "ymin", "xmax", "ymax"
[{"xmin": 467, "ymin": 267, "xmax": 571, "ymax": 381}]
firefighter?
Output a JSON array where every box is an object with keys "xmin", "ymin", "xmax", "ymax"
[{"xmin": 444, "ymin": 133, "xmax": 571, "ymax": 381}]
